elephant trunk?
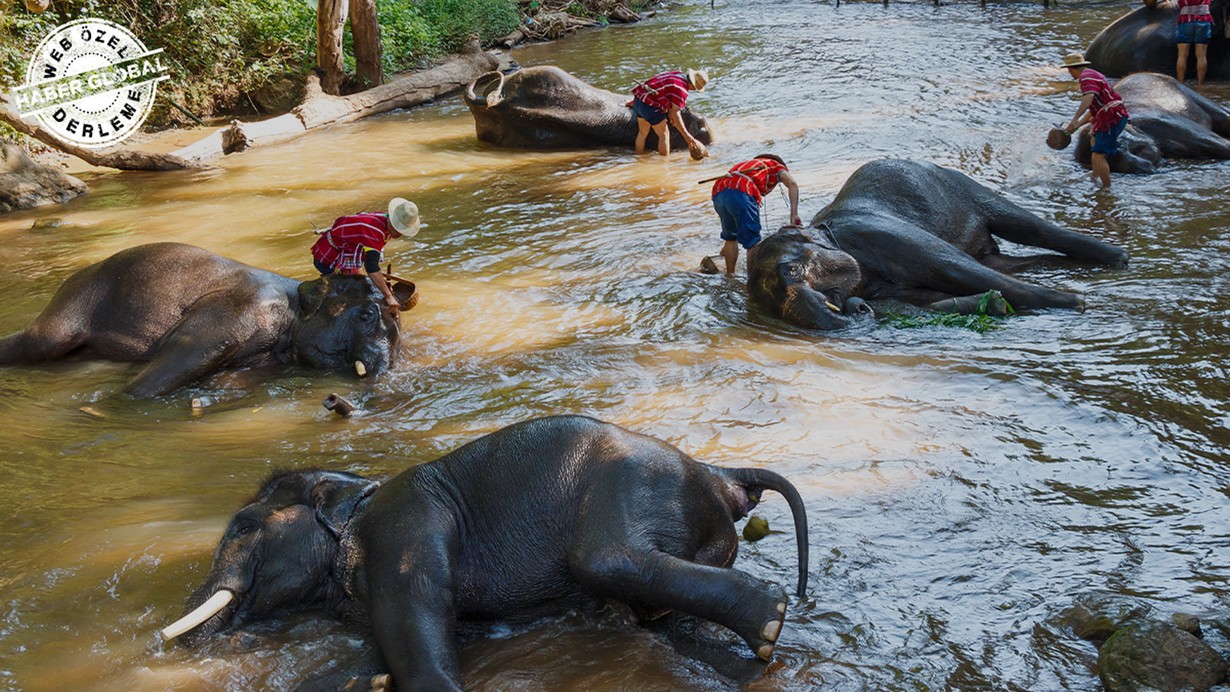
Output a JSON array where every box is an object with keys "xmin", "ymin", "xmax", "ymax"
[
  {"xmin": 464, "ymin": 71, "xmax": 505, "ymax": 109},
  {"xmin": 782, "ymin": 283, "xmax": 853, "ymax": 330}
]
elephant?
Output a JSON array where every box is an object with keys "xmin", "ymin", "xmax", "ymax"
[
  {"xmin": 1086, "ymin": 0, "xmax": 1228, "ymax": 80},
  {"xmin": 160, "ymin": 415, "xmax": 809, "ymax": 691},
  {"xmin": 0, "ymin": 243, "xmax": 417, "ymax": 397},
  {"xmin": 1074, "ymin": 73, "xmax": 1230, "ymax": 173},
  {"xmin": 747, "ymin": 160, "xmax": 1129, "ymax": 330},
  {"xmin": 463, "ymin": 65, "xmax": 713, "ymax": 151}
]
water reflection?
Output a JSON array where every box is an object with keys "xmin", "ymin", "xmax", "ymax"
[{"xmin": 1, "ymin": 0, "xmax": 1229, "ymax": 689}]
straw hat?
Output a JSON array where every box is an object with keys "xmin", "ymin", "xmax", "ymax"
[
  {"xmin": 1059, "ymin": 53, "xmax": 1091, "ymax": 69},
  {"xmin": 687, "ymin": 68, "xmax": 709, "ymax": 91},
  {"xmin": 387, "ymin": 197, "xmax": 420, "ymax": 238}
]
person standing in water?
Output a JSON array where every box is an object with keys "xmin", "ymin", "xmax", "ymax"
[
  {"xmin": 704, "ymin": 154, "xmax": 801, "ymax": 275},
  {"xmin": 1175, "ymin": 0, "xmax": 1214, "ymax": 88},
  {"xmin": 1060, "ymin": 53, "xmax": 1129, "ymax": 190},
  {"xmin": 310, "ymin": 197, "xmax": 420, "ymax": 313},
  {"xmin": 630, "ymin": 68, "xmax": 710, "ymax": 157}
]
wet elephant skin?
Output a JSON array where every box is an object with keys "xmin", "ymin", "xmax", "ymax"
[
  {"xmin": 748, "ymin": 160, "xmax": 1129, "ymax": 329},
  {"xmin": 0, "ymin": 243, "xmax": 413, "ymax": 397},
  {"xmin": 1087, "ymin": 0, "xmax": 1229, "ymax": 80},
  {"xmin": 171, "ymin": 416, "xmax": 809, "ymax": 691}
]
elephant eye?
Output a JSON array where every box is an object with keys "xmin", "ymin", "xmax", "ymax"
[
  {"xmin": 358, "ymin": 304, "xmax": 379, "ymax": 323},
  {"xmin": 230, "ymin": 520, "xmax": 259, "ymax": 538}
]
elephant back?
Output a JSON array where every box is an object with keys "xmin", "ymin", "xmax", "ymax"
[{"xmin": 1087, "ymin": 0, "xmax": 1229, "ymax": 79}]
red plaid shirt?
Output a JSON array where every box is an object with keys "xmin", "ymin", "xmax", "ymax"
[
  {"xmin": 1078, "ymin": 69, "xmax": 1129, "ymax": 134},
  {"xmin": 711, "ymin": 158, "xmax": 788, "ymax": 202},
  {"xmin": 1178, "ymin": 0, "xmax": 1213, "ymax": 24},
  {"xmin": 632, "ymin": 71, "xmax": 690, "ymax": 112},
  {"xmin": 310, "ymin": 213, "xmax": 389, "ymax": 272}
]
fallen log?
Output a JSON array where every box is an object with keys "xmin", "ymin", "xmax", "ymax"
[
  {"xmin": 172, "ymin": 40, "xmax": 499, "ymax": 162},
  {"xmin": 0, "ymin": 95, "xmax": 195, "ymax": 171}
]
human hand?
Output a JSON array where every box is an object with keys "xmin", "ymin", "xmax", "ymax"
[
  {"xmin": 384, "ymin": 294, "xmax": 400, "ymax": 312},
  {"xmin": 689, "ymin": 141, "xmax": 708, "ymax": 160}
]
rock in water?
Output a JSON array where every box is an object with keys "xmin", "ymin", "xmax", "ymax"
[
  {"xmin": 1098, "ymin": 620, "xmax": 1228, "ymax": 691},
  {"xmin": 743, "ymin": 516, "xmax": 770, "ymax": 542},
  {"xmin": 0, "ymin": 143, "xmax": 87, "ymax": 214}
]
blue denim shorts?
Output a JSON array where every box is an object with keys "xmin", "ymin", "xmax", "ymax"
[
  {"xmin": 1091, "ymin": 117, "xmax": 1128, "ymax": 156},
  {"xmin": 630, "ymin": 98, "xmax": 667, "ymax": 125},
  {"xmin": 713, "ymin": 189, "xmax": 762, "ymax": 249},
  {"xmin": 1176, "ymin": 20, "xmax": 1213, "ymax": 44}
]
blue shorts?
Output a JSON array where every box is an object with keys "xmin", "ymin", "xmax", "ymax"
[
  {"xmin": 630, "ymin": 97, "xmax": 667, "ymax": 125},
  {"xmin": 1091, "ymin": 117, "xmax": 1128, "ymax": 156},
  {"xmin": 713, "ymin": 189, "xmax": 762, "ymax": 249},
  {"xmin": 1176, "ymin": 21, "xmax": 1213, "ymax": 44}
]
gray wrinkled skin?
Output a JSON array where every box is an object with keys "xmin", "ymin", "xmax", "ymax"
[
  {"xmin": 172, "ymin": 416, "xmax": 810, "ymax": 690},
  {"xmin": 464, "ymin": 66, "xmax": 713, "ymax": 150},
  {"xmin": 1075, "ymin": 73, "xmax": 1230, "ymax": 174},
  {"xmin": 748, "ymin": 160, "xmax": 1128, "ymax": 330},
  {"xmin": 0, "ymin": 243, "xmax": 409, "ymax": 397}
]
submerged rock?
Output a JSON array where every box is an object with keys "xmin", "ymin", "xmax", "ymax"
[
  {"xmin": 0, "ymin": 143, "xmax": 87, "ymax": 214},
  {"xmin": 1098, "ymin": 620, "xmax": 1228, "ymax": 692}
]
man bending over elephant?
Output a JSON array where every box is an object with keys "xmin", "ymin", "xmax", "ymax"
[
  {"xmin": 631, "ymin": 68, "xmax": 709, "ymax": 157},
  {"xmin": 702, "ymin": 154, "xmax": 801, "ymax": 275},
  {"xmin": 311, "ymin": 197, "xmax": 420, "ymax": 313},
  {"xmin": 1061, "ymin": 53, "xmax": 1130, "ymax": 190}
]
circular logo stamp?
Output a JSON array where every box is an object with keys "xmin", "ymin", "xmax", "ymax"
[{"xmin": 10, "ymin": 18, "xmax": 168, "ymax": 149}]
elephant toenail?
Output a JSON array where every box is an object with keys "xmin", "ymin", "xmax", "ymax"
[
  {"xmin": 776, "ymin": 601, "xmax": 786, "ymax": 615},
  {"xmin": 370, "ymin": 673, "xmax": 391, "ymax": 691},
  {"xmin": 757, "ymin": 643, "xmax": 775, "ymax": 661},
  {"xmin": 762, "ymin": 619, "xmax": 782, "ymax": 642}
]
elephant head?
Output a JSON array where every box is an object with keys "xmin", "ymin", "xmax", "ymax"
[
  {"xmin": 163, "ymin": 470, "xmax": 377, "ymax": 647},
  {"xmin": 290, "ymin": 276, "xmax": 416, "ymax": 378},
  {"xmin": 748, "ymin": 227, "xmax": 871, "ymax": 330}
]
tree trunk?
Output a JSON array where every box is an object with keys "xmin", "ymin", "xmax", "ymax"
[
  {"xmin": 349, "ymin": 0, "xmax": 383, "ymax": 88},
  {"xmin": 316, "ymin": 0, "xmax": 347, "ymax": 96},
  {"xmin": 172, "ymin": 43, "xmax": 498, "ymax": 162},
  {"xmin": 0, "ymin": 96, "xmax": 194, "ymax": 171}
]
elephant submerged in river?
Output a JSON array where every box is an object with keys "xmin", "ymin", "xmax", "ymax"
[
  {"xmin": 463, "ymin": 65, "xmax": 713, "ymax": 150},
  {"xmin": 0, "ymin": 243, "xmax": 417, "ymax": 397},
  {"xmin": 1086, "ymin": 0, "xmax": 1228, "ymax": 80},
  {"xmin": 747, "ymin": 160, "xmax": 1128, "ymax": 330},
  {"xmin": 1074, "ymin": 73, "xmax": 1230, "ymax": 173},
  {"xmin": 160, "ymin": 415, "xmax": 809, "ymax": 691}
]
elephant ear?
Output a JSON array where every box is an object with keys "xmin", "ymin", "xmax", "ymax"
[
  {"xmin": 310, "ymin": 472, "xmax": 379, "ymax": 538},
  {"xmin": 297, "ymin": 277, "xmax": 331, "ymax": 321}
]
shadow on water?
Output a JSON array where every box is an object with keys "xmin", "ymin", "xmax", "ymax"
[{"xmin": 0, "ymin": 0, "xmax": 1228, "ymax": 689}]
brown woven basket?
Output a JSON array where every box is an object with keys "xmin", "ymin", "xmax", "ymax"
[{"xmin": 1046, "ymin": 127, "xmax": 1072, "ymax": 150}]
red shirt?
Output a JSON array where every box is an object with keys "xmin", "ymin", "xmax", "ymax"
[
  {"xmin": 1178, "ymin": 0, "xmax": 1213, "ymax": 24},
  {"xmin": 310, "ymin": 212, "xmax": 389, "ymax": 272},
  {"xmin": 632, "ymin": 71, "xmax": 690, "ymax": 112},
  {"xmin": 1078, "ymin": 69, "xmax": 1129, "ymax": 133},
  {"xmin": 711, "ymin": 158, "xmax": 788, "ymax": 202}
]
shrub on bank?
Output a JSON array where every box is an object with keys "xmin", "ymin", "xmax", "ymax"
[{"xmin": 0, "ymin": 0, "xmax": 520, "ymax": 126}]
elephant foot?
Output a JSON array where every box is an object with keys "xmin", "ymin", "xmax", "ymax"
[
  {"xmin": 699, "ymin": 255, "xmax": 722, "ymax": 274},
  {"xmin": 739, "ymin": 586, "xmax": 789, "ymax": 661}
]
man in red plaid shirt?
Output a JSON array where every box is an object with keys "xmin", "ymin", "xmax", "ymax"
[
  {"xmin": 310, "ymin": 197, "xmax": 420, "ymax": 312},
  {"xmin": 630, "ymin": 68, "xmax": 709, "ymax": 157}
]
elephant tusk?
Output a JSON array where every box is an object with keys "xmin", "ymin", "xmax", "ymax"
[
  {"xmin": 160, "ymin": 589, "xmax": 234, "ymax": 640},
  {"xmin": 354, "ymin": 361, "xmax": 367, "ymax": 377},
  {"xmin": 824, "ymin": 300, "xmax": 841, "ymax": 313}
]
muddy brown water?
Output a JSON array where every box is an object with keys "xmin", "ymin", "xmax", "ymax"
[{"xmin": 1, "ymin": 1, "xmax": 1228, "ymax": 689}]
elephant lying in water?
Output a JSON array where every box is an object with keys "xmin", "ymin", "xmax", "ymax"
[
  {"xmin": 463, "ymin": 65, "xmax": 713, "ymax": 150},
  {"xmin": 1086, "ymin": 0, "xmax": 1228, "ymax": 80},
  {"xmin": 1075, "ymin": 73, "xmax": 1230, "ymax": 173},
  {"xmin": 161, "ymin": 415, "xmax": 808, "ymax": 690},
  {"xmin": 748, "ymin": 160, "xmax": 1128, "ymax": 330},
  {"xmin": 0, "ymin": 243, "xmax": 416, "ymax": 397}
]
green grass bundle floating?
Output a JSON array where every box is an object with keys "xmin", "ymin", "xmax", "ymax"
[{"xmin": 886, "ymin": 290, "xmax": 1014, "ymax": 333}]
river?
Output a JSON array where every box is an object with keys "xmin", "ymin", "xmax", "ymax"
[{"xmin": 0, "ymin": 0, "xmax": 1227, "ymax": 689}]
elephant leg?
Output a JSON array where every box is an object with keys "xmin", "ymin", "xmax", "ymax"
[
  {"xmin": 124, "ymin": 292, "xmax": 268, "ymax": 397},
  {"xmin": 0, "ymin": 322, "xmax": 86, "ymax": 364},
  {"xmin": 365, "ymin": 511, "xmax": 462, "ymax": 692},
  {"xmin": 567, "ymin": 486, "xmax": 787, "ymax": 660},
  {"xmin": 980, "ymin": 196, "xmax": 1128, "ymax": 266}
]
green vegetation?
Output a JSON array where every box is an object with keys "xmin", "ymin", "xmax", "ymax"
[
  {"xmin": 1, "ymin": 0, "xmax": 521, "ymax": 126},
  {"xmin": 885, "ymin": 290, "xmax": 1015, "ymax": 333}
]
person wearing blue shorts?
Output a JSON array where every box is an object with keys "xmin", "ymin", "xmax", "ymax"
[
  {"xmin": 1061, "ymin": 53, "xmax": 1130, "ymax": 189},
  {"xmin": 704, "ymin": 154, "xmax": 801, "ymax": 275},
  {"xmin": 1176, "ymin": 0, "xmax": 1214, "ymax": 88},
  {"xmin": 629, "ymin": 69, "xmax": 709, "ymax": 157}
]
